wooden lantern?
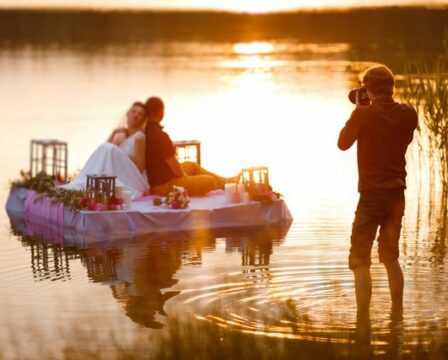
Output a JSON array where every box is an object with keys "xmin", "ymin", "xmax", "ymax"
[
  {"xmin": 173, "ymin": 140, "xmax": 201, "ymax": 165},
  {"xmin": 241, "ymin": 166, "xmax": 270, "ymax": 195},
  {"xmin": 86, "ymin": 174, "xmax": 116, "ymax": 204},
  {"xmin": 30, "ymin": 139, "xmax": 68, "ymax": 181}
]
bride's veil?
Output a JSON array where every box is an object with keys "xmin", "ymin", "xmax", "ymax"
[{"xmin": 115, "ymin": 112, "xmax": 128, "ymax": 130}]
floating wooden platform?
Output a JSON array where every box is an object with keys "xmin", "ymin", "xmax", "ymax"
[{"xmin": 6, "ymin": 188, "xmax": 292, "ymax": 245}]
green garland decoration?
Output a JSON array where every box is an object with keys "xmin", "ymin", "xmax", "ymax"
[{"xmin": 11, "ymin": 171, "xmax": 88, "ymax": 212}]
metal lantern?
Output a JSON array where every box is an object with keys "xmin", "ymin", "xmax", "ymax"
[
  {"xmin": 30, "ymin": 139, "xmax": 68, "ymax": 181},
  {"xmin": 241, "ymin": 166, "xmax": 270, "ymax": 195},
  {"xmin": 86, "ymin": 174, "xmax": 116, "ymax": 204},
  {"xmin": 173, "ymin": 140, "xmax": 201, "ymax": 165}
]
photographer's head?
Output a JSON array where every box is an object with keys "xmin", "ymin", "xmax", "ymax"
[{"xmin": 361, "ymin": 65, "xmax": 395, "ymax": 100}]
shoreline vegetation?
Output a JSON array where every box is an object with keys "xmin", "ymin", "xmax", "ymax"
[
  {"xmin": 0, "ymin": 7, "xmax": 447, "ymax": 49},
  {"xmin": 402, "ymin": 37, "xmax": 448, "ymax": 240}
]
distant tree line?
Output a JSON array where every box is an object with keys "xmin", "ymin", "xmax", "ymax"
[{"xmin": 0, "ymin": 7, "xmax": 446, "ymax": 50}]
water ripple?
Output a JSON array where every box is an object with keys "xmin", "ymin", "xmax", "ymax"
[{"xmin": 177, "ymin": 246, "xmax": 448, "ymax": 352}]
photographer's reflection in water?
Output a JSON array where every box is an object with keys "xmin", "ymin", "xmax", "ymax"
[
  {"xmin": 354, "ymin": 309, "xmax": 372, "ymax": 359},
  {"xmin": 354, "ymin": 307, "xmax": 404, "ymax": 359}
]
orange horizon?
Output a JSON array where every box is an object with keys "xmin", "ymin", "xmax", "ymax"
[{"xmin": 0, "ymin": 1, "xmax": 447, "ymax": 14}]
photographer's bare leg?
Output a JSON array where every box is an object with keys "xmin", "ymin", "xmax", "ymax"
[
  {"xmin": 384, "ymin": 260, "xmax": 404, "ymax": 310},
  {"xmin": 354, "ymin": 266, "xmax": 372, "ymax": 312},
  {"xmin": 378, "ymin": 192, "xmax": 405, "ymax": 310}
]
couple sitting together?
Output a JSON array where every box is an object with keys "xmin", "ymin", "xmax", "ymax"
[{"xmin": 65, "ymin": 97, "xmax": 235, "ymax": 199}]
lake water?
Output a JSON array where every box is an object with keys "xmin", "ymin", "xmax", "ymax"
[{"xmin": 0, "ymin": 9, "xmax": 447, "ymax": 359}]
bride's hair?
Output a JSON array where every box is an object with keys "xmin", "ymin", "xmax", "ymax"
[
  {"xmin": 131, "ymin": 101, "xmax": 146, "ymax": 114},
  {"xmin": 129, "ymin": 101, "xmax": 147, "ymax": 127},
  {"xmin": 115, "ymin": 101, "xmax": 147, "ymax": 130}
]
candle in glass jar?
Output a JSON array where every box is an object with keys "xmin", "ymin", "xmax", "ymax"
[
  {"xmin": 122, "ymin": 190, "xmax": 132, "ymax": 209},
  {"xmin": 115, "ymin": 185, "xmax": 124, "ymax": 199},
  {"xmin": 225, "ymin": 183, "xmax": 237, "ymax": 203}
]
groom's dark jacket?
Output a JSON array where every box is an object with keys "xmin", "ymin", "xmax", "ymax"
[{"xmin": 145, "ymin": 122, "xmax": 176, "ymax": 187}]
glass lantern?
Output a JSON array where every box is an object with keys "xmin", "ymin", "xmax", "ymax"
[
  {"xmin": 173, "ymin": 140, "xmax": 201, "ymax": 165},
  {"xmin": 241, "ymin": 166, "xmax": 270, "ymax": 196},
  {"xmin": 30, "ymin": 139, "xmax": 68, "ymax": 182}
]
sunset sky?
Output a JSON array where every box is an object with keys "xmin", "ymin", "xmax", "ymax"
[{"xmin": 1, "ymin": 0, "xmax": 447, "ymax": 12}]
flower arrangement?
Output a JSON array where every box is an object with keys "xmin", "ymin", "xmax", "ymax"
[
  {"xmin": 11, "ymin": 171, "xmax": 124, "ymax": 212},
  {"xmin": 250, "ymin": 190, "xmax": 282, "ymax": 203},
  {"xmin": 239, "ymin": 166, "xmax": 282, "ymax": 204},
  {"xmin": 165, "ymin": 186, "xmax": 190, "ymax": 209},
  {"xmin": 79, "ymin": 195, "xmax": 124, "ymax": 212}
]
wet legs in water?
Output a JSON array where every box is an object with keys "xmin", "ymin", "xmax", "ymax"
[
  {"xmin": 353, "ymin": 259, "xmax": 403, "ymax": 311},
  {"xmin": 353, "ymin": 266, "xmax": 372, "ymax": 312},
  {"xmin": 385, "ymin": 259, "xmax": 404, "ymax": 310}
]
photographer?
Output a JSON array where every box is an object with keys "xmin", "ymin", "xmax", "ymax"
[{"xmin": 338, "ymin": 65, "xmax": 418, "ymax": 313}]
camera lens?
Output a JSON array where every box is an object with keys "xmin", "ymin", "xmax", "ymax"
[
  {"xmin": 348, "ymin": 89, "xmax": 358, "ymax": 104},
  {"xmin": 348, "ymin": 88, "xmax": 370, "ymax": 106}
]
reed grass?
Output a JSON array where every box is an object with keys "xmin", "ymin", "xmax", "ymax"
[{"xmin": 401, "ymin": 34, "xmax": 448, "ymax": 237}]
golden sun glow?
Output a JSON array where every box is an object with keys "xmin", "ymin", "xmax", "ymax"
[
  {"xmin": 233, "ymin": 42, "xmax": 274, "ymax": 55},
  {"xmin": 228, "ymin": 0, "xmax": 280, "ymax": 13},
  {"xmin": 217, "ymin": 0, "xmax": 352, "ymax": 13},
  {"xmin": 220, "ymin": 42, "xmax": 280, "ymax": 71},
  {"xmin": 2, "ymin": 1, "xmax": 443, "ymax": 13}
]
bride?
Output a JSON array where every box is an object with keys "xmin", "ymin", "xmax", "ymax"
[{"xmin": 63, "ymin": 102, "xmax": 149, "ymax": 199}]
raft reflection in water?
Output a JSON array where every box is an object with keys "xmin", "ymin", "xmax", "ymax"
[{"xmin": 11, "ymin": 218, "xmax": 289, "ymax": 330}]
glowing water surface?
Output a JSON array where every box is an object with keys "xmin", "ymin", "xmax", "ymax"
[{"xmin": 0, "ymin": 40, "xmax": 446, "ymax": 358}]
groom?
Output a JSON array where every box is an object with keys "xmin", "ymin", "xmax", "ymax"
[
  {"xmin": 338, "ymin": 65, "xmax": 417, "ymax": 313},
  {"xmin": 144, "ymin": 96, "xmax": 231, "ymax": 196}
]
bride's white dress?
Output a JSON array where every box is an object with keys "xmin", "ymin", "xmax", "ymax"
[{"xmin": 63, "ymin": 131, "xmax": 149, "ymax": 199}]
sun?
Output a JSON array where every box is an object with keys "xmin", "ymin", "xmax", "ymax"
[
  {"xmin": 229, "ymin": 0, "xmax": 281, "ymax": 13},
  {"xmin": 221, "ymin": 0, "xmax": 352, "ymax": 13}
]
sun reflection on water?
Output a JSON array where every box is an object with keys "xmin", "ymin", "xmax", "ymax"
[{"xmin": 234, "ymin": 41, "xmax": 274, "ymax": 55}]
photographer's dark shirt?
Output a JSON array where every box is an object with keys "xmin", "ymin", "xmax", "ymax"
[
  {"xmin": 145, "ymin": 122, "xmax": 176, "ymax": 187},
  {"xmin": 338, "ymin": 97, "xmax": 418, "ymax": 192}
]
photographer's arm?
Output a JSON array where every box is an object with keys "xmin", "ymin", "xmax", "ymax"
[{"xmin": 337, "ymin": 110, "xmax": 362, "ymax": 151}]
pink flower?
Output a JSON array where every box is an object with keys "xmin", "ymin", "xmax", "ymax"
[
  {"xmin": 171, "ymin": 200, "xmax": 181, "ymax": 209},
  {"xmin": 94, "ymin": 203, "xmax": 106, "ymax": 211},
  {"xmin": 231, "ymin": 192, "xmax": 241, "ymax": 203},
  {"xmin": 107, "ymin": 204, "xmax": 118, "ymax": 211}
]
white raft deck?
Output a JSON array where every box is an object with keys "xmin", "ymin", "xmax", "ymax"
[{"xmin": 6, "ymin": 188, "xmax": 292, "ymax": 238}]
